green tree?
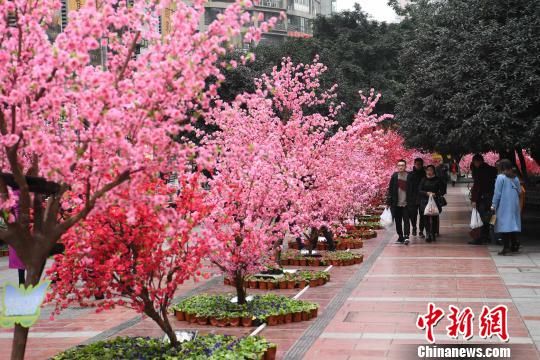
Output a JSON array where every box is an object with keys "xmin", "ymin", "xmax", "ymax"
[
  {"xmin": 396, "ymin": 0, "xmax": 540, "ymax": 165},
  {"xmin": 219, "ymin": 6, "xmax": 405, "ymax": 127}
]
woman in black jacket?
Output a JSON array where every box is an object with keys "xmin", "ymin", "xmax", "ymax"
[{"xmin": 419, "ymin": 165, "xmax": 443, "ymax": 242}]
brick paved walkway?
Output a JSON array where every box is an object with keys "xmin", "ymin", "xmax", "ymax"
[
  {"xmin": 0, "ymin": 184, "xmax": 539, "ymax": 359},
  {"xmin": 300, "ymin": 185, "xmax": 540, "ymax": 360}
]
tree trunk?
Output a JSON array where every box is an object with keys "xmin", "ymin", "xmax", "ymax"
[
  {"xmin": 234, "ymin": 271, "xmax": 246, "ymax": 305},
  {"xmin": 142, "ymin": 301, "xmax": 178, "ymax": 347},
  {"xmin": 516, "ymin": 147, "xmax": 529, "ymax": 184},
  {"xmin": 160, "ymin": 309, "xmax": 178, "ymax": 347},
  {"xmin": 320, "ymin": 226, "xmax": 335, "ymax": 251},
  {"xmin": 307, "ymin": 227, "xmax": 318, "ymax": 255},
  {"xmin": 11, "ymin": 263, "xmax": 43, "ymax": 360}
]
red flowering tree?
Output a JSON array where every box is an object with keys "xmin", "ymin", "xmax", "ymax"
[
  {"xmin": 47, "ymin": 178, "xmax": 210, "ymax": 346},
  {"xmin": 0, "ymin": 0, "xmax": 271, "ymax": 357}
]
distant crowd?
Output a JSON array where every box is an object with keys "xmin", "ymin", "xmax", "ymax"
[{"xmin": 386, "ymin": 154, "xmax": 522, "ymax": 255}]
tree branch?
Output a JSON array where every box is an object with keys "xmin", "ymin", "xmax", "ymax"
[
  {"xmin": 52, "ymin": 169, "xmax": 137, "ymax": 238},
  {"xmin": 114, "ymin": 31, "xmax": 140, "ymax": 88}
]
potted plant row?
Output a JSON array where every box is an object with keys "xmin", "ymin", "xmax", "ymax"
[
  {"xmin": 288, "ymin": 238, "xmax": 363, "ymax": 251},
  {"xmin": 345, "ymin": 228, "xmax": 377, "ymax": 239},
  {"xmin": 52, "ymin": 335, "xmax": 277, "ymax": 360},
  {"xmin": 224, "ymin": 271, "xmax": 330, "ymax": 289},
  {"xmin": 172, "ymin": 294, "xmax": 319, "ymax": 328},
  {"xmin": 281, "ymin": 250, "xmax": 363, "ymax": 267}
]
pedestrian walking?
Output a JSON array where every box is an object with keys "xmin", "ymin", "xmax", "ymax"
[
  {"xmin": 408, "ymin": 158, "xmax": 426, "ymax": 238},
  {"xmin": 419, "ymin": 165, "xmax": 443, "ymax": 242},
  {"xmin": 491, "ymin": 159, "xmax": 521, "ymax": 255},
  {"xmin": 449, "ymin": 160, "xmax": 458, "ymax": 187},
  {"xmin": 386, "ymin": 159, "xmax": 414, "ymax": 245},
  {"xmin": 469, "ymin": 154, "xmax": 498, "ymax": 245}
]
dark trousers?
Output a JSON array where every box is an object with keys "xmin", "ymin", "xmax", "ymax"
[
  {"xmin": 320, "ymin": 226, "xmax": 336, "ymax": 251},
  {"xmin": 477, "ymin": 197, "xmax": 492, "ymax": 242},
  {"xmin": 501, "ymin": 232, "xmax": 519, "ymax": 250},
  {"xmin": 425, "ymin": 215, "xmax": 439, "ymax": 238},
  {"xmin": 393, "ymin": 206, "xmax": 410, "ymax": 238},
  {"xmin": 18, "ymin": 269, "xmax": 25, "ymax": 285},
  {"xmin": 409, "ymin": 205, "xmax": 425, "ymax": 233}
]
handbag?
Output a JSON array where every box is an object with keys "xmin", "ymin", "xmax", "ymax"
[{"xmin": 436, "ymin": 195, "xmax": 447, "ymax": 207}]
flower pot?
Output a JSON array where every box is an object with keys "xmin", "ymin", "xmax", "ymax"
[
  {"xmin": 302, "ymin": 310, "xmax": 311, "ymax": 321},
  {"xmin": 229, "ymin": 317, "xmax": 240, "ymax": 326},
  {"xmin": 309, "ymin": 279, "xmax": 318, "ymax": 287},
  {"xmin": 210, "ymin": 317, "xmax": 218, "ymax": 326},
  {"xmin": 290, "ymin": 259, "xmax": 298, "ymax": 266},
  {"xmin": 190, "ymin": 316, "xmax": 199, "ymax": 324},
  {"xmin": 175, "ymin": 310, "xmax": 185, "ymax": 321},
  {"xmin": 267, "ymin": 281, "xmax": 276, "ymax": 290},
  {"xmin": 318, "ymin": 277, "xmax": 325, "ymax": 286},
  {"xmin": 279, "ymin": 280, "xmax": 288, "ymax": 289},
  {"xmin": 310, "ymin": 308, "xmax": 318, "ymax": 318},
  {"xmin": 259, "ymin": 281, "xmax": 268, "ymax": 290},
  {"xmin": 293, "ymin": 312, "xmax": 302, "ymax": 322},
  {"xmin": 241, "ymin": 317, "xmax": 253, "ymax": 327},
  {"xmin": 287, "ymin": 280, "xmax": 296, "ymax": 289},
  {"xmin": 281, "ymin": 259, "xmax": 289, "ymax": 266},
  {"xmin": 298, "ymin": 280, "xmax": 307, "ymax": 288},
  {"xmin": 249, "ymin": 280, "xmax": 258, "ymax": 289},
  {"xmin": 197, "ymin": 316, "xmax": 209, "ymax": 325},
  {"xmin": 298, "ymin": 259, "xmax": 307, "ymax": 266},
  {"xmin": 277, "ymin": 314, "xmax": 285, "ymax": 324},
  {"xmin": 267, "ymin": 315, "xmax": 279, "ymax": 326},
  {"xmin": 285, "ymin": 312, "xmax": 292, "ymax": 323},
  {"xmin": 216, "ymin": 318, "xmax": 227, "ymax": 327},
  {"xmin": 265, "ymin": 345, "xmax": 277, "ymax": 360},
  {"xmin": 185, "ymin": 313, "xmax": 191, "ymax": 322}
]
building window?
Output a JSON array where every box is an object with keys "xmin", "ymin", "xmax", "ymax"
[{"xmin": 205, "ymin": 8, "xmax": 224, "ymax": 25}]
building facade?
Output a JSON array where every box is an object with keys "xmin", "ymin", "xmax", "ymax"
[
  {"xmin": 202, "ymin": 0, "xmax": 329, "ymax": 45},
  {"xmin": 55, "ymin": 0, "xmax": 334, "ymax": 54}
]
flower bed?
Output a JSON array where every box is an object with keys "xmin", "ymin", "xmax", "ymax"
[
  {"xmin": 171, "ymin": 294, "xmax": 319, "ymax": 327},
  {"xmin": 52, "ymin": 335, "xmax": 277, "ymax": 360},
  {"xmin": 281, "ymin": 250, "xmax": 363, "ymax": 267},
  {"xmin": 355, "ymin": 214, "xmax": 381, "ymax": 223},
  {"xmin": 224, "ymin": 270, "xmax": 330, "ymax": 289},
  {"xmin": 288, "ymin": 238, "xmax": 363, "ymax": 251},
  {"xmin": 344, "ymin": 228, "xmax": 377, "ymax": 239},
  {"xmin": 355, "ymin": 221, "xmax": 383, "ymax": 230}
]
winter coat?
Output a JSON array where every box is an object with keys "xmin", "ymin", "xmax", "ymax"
[
  {"xmin": 471, "ymin": 163, "xmax": 497, "ymax": 203},
  {"xmin": 492, "ymin": 174, "xmax": 521, "ymax": 233},
  {"xmin": 386, "ymin": 172, "xmax": 416, "ymax": 209},
  {"xmin": 408, "ymin": 167, "xmax": 426, "ymax": 206},
  {"xmin": 418, "ymin": 176, "xmax": 443, "ymax": 214}
]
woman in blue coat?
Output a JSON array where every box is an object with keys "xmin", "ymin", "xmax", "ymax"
[{"xmin": 491, "ymin": 159, "xmax": 521, "ymax": 255}]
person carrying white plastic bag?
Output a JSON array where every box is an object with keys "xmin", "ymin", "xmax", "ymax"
[
  {"xmin": 470, "ymin": 208, "xmax": 483, "ymax": 229},
  {"xmin": 424, "ymin": 195, "xmax": 440, "ymax": 216},
  {"xmin": 419, "ymin": 165, "xmax": 443, "ymax": 243},
  {"xmin": 380, "ymin": 208, "xmax": 393, "ymax": 229}
]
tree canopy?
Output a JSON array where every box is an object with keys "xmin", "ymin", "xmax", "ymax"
[
  {"xmin": 396, "ymin": 0, "xmax": 540, "ymax": 159},
  {"xmin": 219, "ymin": 6, "xmax": 404, "ymax": 127}
]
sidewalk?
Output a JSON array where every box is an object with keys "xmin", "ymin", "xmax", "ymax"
[
  {"xmin": 0, "ymin": 184, "xmax": 539, "ymax": 359},
  {"xmin": 296, "ymin": 184, "xmax": 540, "ymax": 359}
]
